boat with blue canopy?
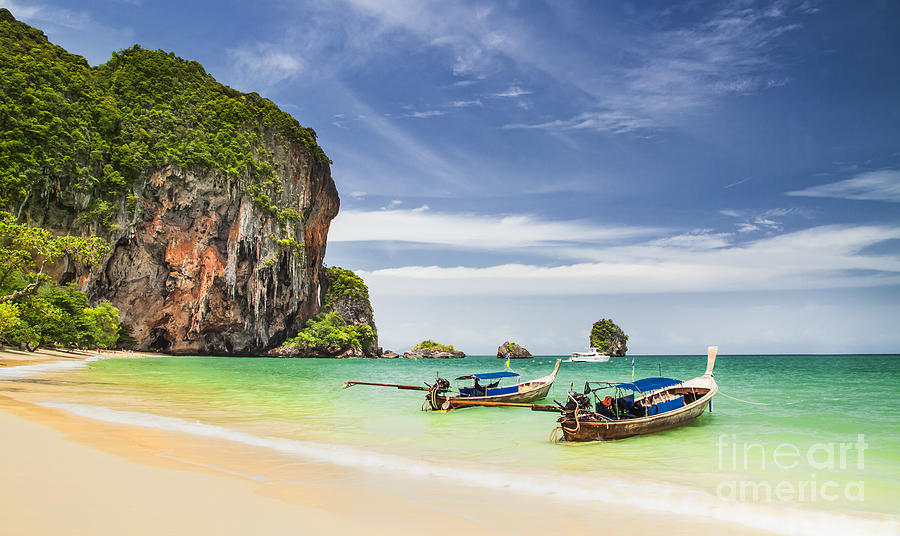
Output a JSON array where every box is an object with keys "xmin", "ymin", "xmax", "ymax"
[
  {"xmin": 551, "ymin": 347, "xmax": 719, "ymax": 441},
  {"xmin": 343, "ymin": 359, "xmax": 562, "ymax": 411}
]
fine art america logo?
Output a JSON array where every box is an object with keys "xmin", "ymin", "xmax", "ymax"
[{"xmin": 716, "ymin": 434, "xmax": 868, "ymax": 503}]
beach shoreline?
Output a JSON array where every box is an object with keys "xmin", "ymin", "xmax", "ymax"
[{"xmin": 1, "ymin": 352, "xmax": 896, "ymax": 536}]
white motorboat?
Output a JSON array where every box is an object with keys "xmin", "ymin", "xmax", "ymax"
[{"xmin": 568, "ymin": 347, "xmax": 611, "ymax": 362}]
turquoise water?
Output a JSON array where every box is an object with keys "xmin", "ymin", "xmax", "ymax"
[{"xmin": 30, "ymin": 354, "xmax": 900, "ymax": 530}]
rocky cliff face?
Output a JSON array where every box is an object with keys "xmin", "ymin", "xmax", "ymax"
[
  {"xmin": 1, "ymin": 12, "xmax": 341, "ymax": 355},
  {"xmin": 43, "ymin": 135, "xmax": 338, "ymax": 355}
]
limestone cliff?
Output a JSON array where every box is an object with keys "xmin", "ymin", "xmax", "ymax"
[
  {"xmin": 77, "ymin": 153, "xmax": 338, "ymax": 355},
  {"xmin": 1, "ymin": 11, "xmax": 340, "ymax": 354}
]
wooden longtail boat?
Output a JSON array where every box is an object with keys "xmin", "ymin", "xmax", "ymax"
[
  {"xmin": 429, "ymin": 359, "xmax": 562, "ymax": 411},
  {"xmin": 343, "ymin": 359, "xmax": 562, "ymax": 411},
  {"xmin": 555, "ymin": 347, "xmax": 718, "ymax": 441}
]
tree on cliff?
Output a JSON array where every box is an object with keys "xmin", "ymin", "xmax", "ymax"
[
  {"xmin": 274, "ymin": 267, "xmax": 378, "ymax": 357},
  {"xmin": 0, "ymin": 212, "xmax": 119, "ymax": 350},
  {"xmin": 589, "ymin": 318, "xmax": 629, "ymax": 357},
  {"xmin": 0, "ymin": 212, "xmax": 106, "ymax": 303},
  {"xmin": 279, "ymin": 311, "xmax": 375, "ymax": 358}
]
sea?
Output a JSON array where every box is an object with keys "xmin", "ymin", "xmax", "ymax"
[{"xmin": 5, "ymin": 353, "xmax": 899, "ymax": 535}]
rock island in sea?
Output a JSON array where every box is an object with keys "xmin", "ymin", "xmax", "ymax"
[
  {"xmin": 403, "ymin": 340, "xmax": 465, "ymax": 359},
  {"xmin": 496, "ymin": 341, "xmax": 533, "ymax": 359},
  {"xmin": 590, "ymin": 318, "xmax": 629, "ymax": 356}
]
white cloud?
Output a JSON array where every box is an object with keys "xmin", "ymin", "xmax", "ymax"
[
  {"xmin": 493, "ymin": 86, "xmax": 531, "ymax": 98},
  {"xmin": 355, "ymin": 225, "xmax": 900, "ymax": 296},
  {"xmin": 227, "ymin": 43, "xmax": 304, "ymax": 88},
  {"xmin": 406, "ymin": 110, "xmax": 446, "ymax": 119},
  {"xmin": 787, "ymin": 170, "xmax": 900, "ymax": 202},
  {"xmin": 328, "ymin": 208, "xmax": 659, "ymax": 249},
  {"xmin": 504, "ymin": 111, "xmax": 653, "ymax": 134},
  {"xmin": 447, "ymin": 99, "xmax": 482, "ymax": 108},
  {"xmin": 349, "ymin": 191, "xmax": 367, "ymax": 199}
]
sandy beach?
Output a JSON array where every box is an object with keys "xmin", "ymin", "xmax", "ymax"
[
  {"xmin": 1, "ymin": 351, "xmax": 889, "ymax": 536},
  {"xmin": 0, "ymin": 350, "xmax": 758, "ymax": 536}
]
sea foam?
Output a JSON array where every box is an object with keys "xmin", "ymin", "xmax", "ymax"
[
  {"xmin": 37, "ymin": 401, "xmax": 898, "ymax": 536},
  {"xmin": 0, "ymin": 355, "xmax": 103, "ymax": 379}
]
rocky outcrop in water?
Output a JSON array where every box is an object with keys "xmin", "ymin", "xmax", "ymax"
[
  {"xmin": 403, "ymin": 340, "xmax": 465, "ymax": 359},
  {"xmin": 590, "ymin": 318, "xmax": 629, "ymax": 357},
  {"xmin": 496, "ymin": 341, "xmax": 533, "ymax": 359}
]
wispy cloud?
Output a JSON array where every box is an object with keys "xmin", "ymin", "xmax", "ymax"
[
  {"xmin": 357, "ymin": 225, "xmax": 900, "ymax": 296},
  {"xmin": 447, "ymin": 99, "xmax": 482, "ymax": 108},
  {"xmin": 328, "ymin": 208, "xmax": 660, "ymax": 249},
  {"xmin": 493, "ymin": 86, "xmax": 531, "ymax": 98},
  {"xmin": 226, "ymin": 43, "xmax": 304, "ymax": 88},
  {"xmin": 507, "ymin": 2, "xmax": 810, "ymax": 133},
  {"xmin": 721, "ymin": 207, "xmax": 799, "ymax": 233},
  {"xmin": 405, "ymin": 110, "xmax": 446, "ymax": 119},
  {"xmin": 504, "ymin": 111, "xmax": 653, "ymax": 134},
  {"xmin": 724, "ymin": 177, "xmax": 753, "ymax": 189},
  {"xmin": 787, "ymin": 170, "xmax": 900, "ymax": 202}
]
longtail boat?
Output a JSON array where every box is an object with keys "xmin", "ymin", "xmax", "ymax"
[
  {"xmin": 468, "ymin": 347, "xmax": 719, "ymax": 441},
  {"xmin": 343, "ymin": 359, "xmax": 562, "ymax": 411},
  {"xmin": 552, "ymin": 346, "xmax": 718, "ymax": 441}
]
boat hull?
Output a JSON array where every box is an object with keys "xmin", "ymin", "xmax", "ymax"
[
  {"xmin": 567, "ymin": 355, "xmax": 611, "ymax": 363},
  {"xmin": 429, "ymin": 359, "xmax": 561, "ymax": 411},
  {"xmin": 560, "ymin": 381, "xmax": 717, "ymax": 441},
  {"xmin": 433, "ymin": 381, "xmax": 554, "ymax": 410}
]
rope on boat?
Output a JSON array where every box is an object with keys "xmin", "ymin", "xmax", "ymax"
[{"xmin": 549, "ymin": 426, "xmax": 564, "ymax": 443}]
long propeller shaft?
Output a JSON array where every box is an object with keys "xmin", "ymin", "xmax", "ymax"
[{"xmin": 342, "ymin": 380, "xmax": 431, "ymax": 391}]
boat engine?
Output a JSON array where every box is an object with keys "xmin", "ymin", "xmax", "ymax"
[
  {"xmin": 556, "ymin": 391, "xmax": 591, "ymax": 413},
  {"xmin": 432, "ymin": 377, "xmax": 451, "ymax": 392}
]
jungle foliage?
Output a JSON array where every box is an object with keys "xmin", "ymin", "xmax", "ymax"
[
  {"xmin": 281, "ymin": 311, "xmax": 376, "ymax": 355},
  {"xmin": 321, "ymin": 266, "xmax": 371, "ymax": 312},
  {"xmin": 0, "ymin": 9, "xmax": 327, "ymax": 228},
  {"xmin": 0, "ymin": 212, "xmax": 120, "ymax": 349}
]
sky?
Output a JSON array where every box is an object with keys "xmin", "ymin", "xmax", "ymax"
[{"xmin": 4, "ymin": 0, "xmax": 900, "ymax": 354}]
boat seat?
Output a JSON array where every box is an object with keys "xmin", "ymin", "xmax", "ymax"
[{"xmin": 646, "ymin": 395, "xmax": 685, "ymax": 416}]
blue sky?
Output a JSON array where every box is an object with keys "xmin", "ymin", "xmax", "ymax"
[{"xmin": 6, "ymin": 0, "xmax": 900, "ymax": 354}]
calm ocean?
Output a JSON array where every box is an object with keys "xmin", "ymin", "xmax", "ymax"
[{"xmin": 17, "ymin": 353, "xmax": 900, "ymax": 535}]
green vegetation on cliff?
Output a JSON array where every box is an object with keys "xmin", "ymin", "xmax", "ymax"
[
  {"xmin": 279, "ymin": 312, "xmax": 375, "ymax": 357},
  {"xmin": 0, "ymin": 212, "xmax": 119, "ymax": 349},
  {"xmin": 413, "ymin": 340, "xmax": 456, "ymax": 352},
  {"xmin": 321, "ymin": 267, "xmax": 371, "ymax": 313},
  {"xmin": 589, "ymin": 318, "xmax": 629, "ymax": 357},
  {"xmin": 0, "ymin": 8, "xmax": 327, "ymax": 228},
  {"xmin": 276, "ymin": 267, "xmax": 378, "ymax": 357}
]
